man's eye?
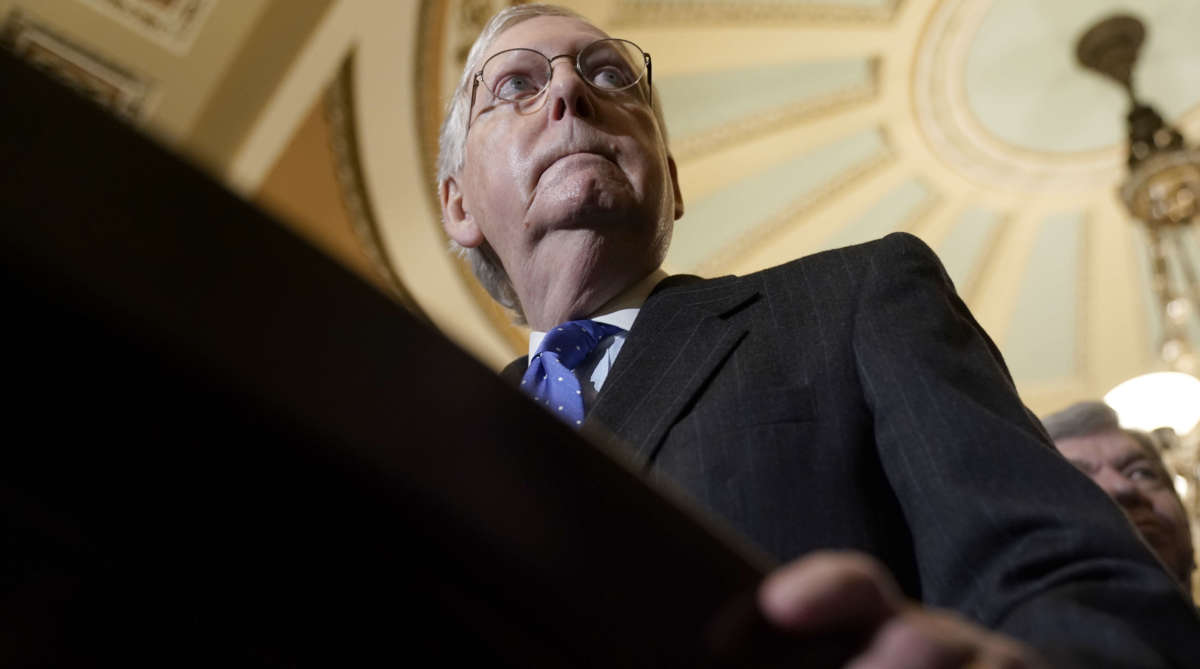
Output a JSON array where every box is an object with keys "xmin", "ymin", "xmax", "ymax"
[
  {"xmin": 496, "ymin": 74, "xmax": 541, "ymax": 100},
  {"xmin": 590, "ymin": 66, "xmax": 631, "ymax": 89},
  {"xmin": 1128, "ymin": 465, "xmax": 1164, "ymax": 484}
]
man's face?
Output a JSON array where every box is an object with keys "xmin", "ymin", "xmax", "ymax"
[
  {"xmin": 1055, "ymin": 429, "xmax": 1194, "ymax": 583},
  {"xmin": 440, "ymin": 16, "xmax": 682, "ymax": 326}
]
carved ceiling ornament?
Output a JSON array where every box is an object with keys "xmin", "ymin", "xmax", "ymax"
[
  {"xmin": 611, "ymin": 0, "xmax": 903, "ymax": 25},
  {"xmin": 670, "ymin": 58, "xmax": 882, "ymax": 164},
  {"xmin": 0, "ymin": 9, "xmax": 154, "ymax": 121},
  {"xmin": 912, "ymin": 0, "xmax": 1125, "ymax": 194},
  {"xmin": 77, "ymin": 0, "xmax": 216, "ymax": 54},
  {"xmin": 693, "ymin": 131, "xmax": 898, "ymax": 276},
  {"xmin": 324, "ymin": 56, "xmax": 428, "ymax": 320}
]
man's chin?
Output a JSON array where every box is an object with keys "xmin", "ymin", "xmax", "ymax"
[
  {"xmin": 534, "ymin": 200, "xmax": 642, "ymax": 232},
  {"xmin": 531, "ymin": 172, "xmax": 643, "ymax": 221},
  {"xmin": 1135, "ymin": 526, "xmax": 1187, "ymax": 564}
]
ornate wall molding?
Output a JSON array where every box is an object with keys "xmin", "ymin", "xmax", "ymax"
[
  {"xmin": 957, "ymin": 210, "xmax": 1010, "ymax": 306},
  {"xmin": 77, "ymin": 0, "xmax": 215, "ymax": 54},
  {"xmin": 325, "ymin": 54, "xmax": 429, "ymax": 320},
  {"xmin": 1, "ymin": 9, "xmax": 154, "ymax": 121},
  {"xmin": 612, "ymin": 0, "xmax": 904, "ymax": 25},
  {"xmin": 696, "ymin": 129, "xmax": 897, "ymax": 275},
  {"xmin": 912, "ymin": 0, "xmax": 1123, "ymax": 194},
  {"xmin": 671, "ymin": 58, "xmax": 880, "ymax": 163}
]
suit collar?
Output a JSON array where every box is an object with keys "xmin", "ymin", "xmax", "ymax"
[
  {"xmin": 522, "ymin": 268, "xmax": 668, "ymax": 360},
  {"xmin": 501, "ymin": 274, "xmax": 761, "ymax": 462},
  {"xmin": 586, "ymin": 273, "xmax": 761, "ymax": 464},
  {"xmin": 500, "ymin": 355, "xmax": 527, "ymax": 386}
]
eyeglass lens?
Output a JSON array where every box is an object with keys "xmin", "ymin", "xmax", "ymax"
[{"xmin": 480, "ymin": 39, "xmax": 645, "ymax": 103}]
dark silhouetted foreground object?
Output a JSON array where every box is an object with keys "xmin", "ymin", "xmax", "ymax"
[{"xmin": 0, "ymin": 49, "xmax": 858, "ymax": 667}]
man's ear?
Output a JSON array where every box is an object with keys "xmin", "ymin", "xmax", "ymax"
[
  {"xmin": 440, "ymin": 175, "xmax": 484, "ymax": 247},
  {"xmin": 668, "ymin": 154, "xmax": 684, "ymax": 220}
]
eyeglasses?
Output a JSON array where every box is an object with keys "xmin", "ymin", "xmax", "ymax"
[{"xmin": 468, "ymin": 38, "xmax": 651, "ymax": 128}]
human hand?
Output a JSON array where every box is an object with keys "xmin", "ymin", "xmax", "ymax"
[{"xmin": 758, "ymin": 551, "xmax": 1046, "ymax": 668}]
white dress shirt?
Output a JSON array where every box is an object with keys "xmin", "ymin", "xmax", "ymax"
[{"xmin": 526, "ymin": 268, "xmax": 668, "ymax": 411}]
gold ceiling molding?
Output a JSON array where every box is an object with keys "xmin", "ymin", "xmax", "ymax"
[
  {"xmin": 913, "ymin": 0, "xmax": 1122, "ymax": 194},
  {"xmin": 955, "ymin": 211, "xmax": 1011, "ymax": 307},
  {"xmin": 325, "ymin": 55, "xmax": 428, "ymax": 320},
  {"xmin": 1074, "ymin": 211, "xmax": 1094, "ymax": 387},
  {"xmin": 77, "ymin": 0, "xmax": 215, "ymax": 54},
  {"xmin": 612, "ymin": 0, "xmax": 904, "ymax": 25},
  {"xmin": 671, "ymin": 57, "xmax": 881, "ymax": 163},
  {"xmin": 693, "ymin": 128, "xmax": 897, "ymax": 276},
  {"xmin": 0, "ymin": 8, "xmax": 154, "ymax": 121},
  {"xmin": 416, "ymin": 0, "xmax": 530, "ymax": 355},
  {"xmin": 894, "ymin": 186, "xmax": 943, "ymax": 238}
]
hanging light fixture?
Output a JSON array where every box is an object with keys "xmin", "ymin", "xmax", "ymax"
[
  {"xmin": 1077, "ymin": 15, "xmax": 1200, "ymax": 376},
  {"xmin": 1104, "ymin": 372, "xmax": 1200, "ymax": 435}
]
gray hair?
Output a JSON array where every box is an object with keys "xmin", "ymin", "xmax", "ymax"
[
  {"xmin": 1042, "ymin": 400, "xmax": 1160, "ymax": 459},
  {"xmin": 436, "ymin": 3, "xmax": 670, "ymax": 322}
]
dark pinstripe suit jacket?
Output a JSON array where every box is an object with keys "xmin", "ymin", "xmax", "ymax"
[{"xmin": 502, "ymin": 232, "xmax": 1200, "ymax": 666}]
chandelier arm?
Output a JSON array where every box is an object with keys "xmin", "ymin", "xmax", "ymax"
[
  {"xmin": 1167, "ymin": 226, "xmax": 1200, "ymax": 318},
  {"xmin": 1147, "ymin": 227, "xmax": 1178, "ymax": 337}
]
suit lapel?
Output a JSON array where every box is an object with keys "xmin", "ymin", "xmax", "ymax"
[
  {"xmin": 587, "ymin": 274, "xmax": 760, "ymax": 465},
  {"xmin": 499, "ymin": 356, "xmax": 527, "ymax": 386}
]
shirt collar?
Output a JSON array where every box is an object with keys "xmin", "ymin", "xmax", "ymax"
[{"xmin": 527, "ymin": 268, "xmax": 669, "ymax": 360}]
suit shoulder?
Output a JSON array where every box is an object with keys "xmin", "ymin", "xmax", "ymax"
[{"xmin": 753, "ymin": 232, "xmax": 940, "ymax": 281}]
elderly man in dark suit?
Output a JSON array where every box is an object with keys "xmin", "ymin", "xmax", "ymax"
[{"xmin": 436, "ymin": 4, "xmax": 1200, "ymax": 666}]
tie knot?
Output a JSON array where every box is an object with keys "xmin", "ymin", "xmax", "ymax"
[{"xmin": 536, "ymin": 319, "xmax": 623, "ymax": 370}]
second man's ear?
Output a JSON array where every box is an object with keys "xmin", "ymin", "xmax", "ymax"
[
  {"xmin": 668, "ymin": 155, "xmax": 684, "ymax": 220},
  {"xmin": 439, "ymin": 175, "xmax": 484, "ymax": 247}
]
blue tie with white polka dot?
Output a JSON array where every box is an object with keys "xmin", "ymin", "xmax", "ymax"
[{"xmin": 520, "ymin": 319, "xmax": 624, "ymax": 428}]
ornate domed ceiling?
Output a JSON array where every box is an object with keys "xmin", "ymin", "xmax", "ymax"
[{"xmin": 8, "ymin": 0, "xmax": 1200, "ymax": 416}]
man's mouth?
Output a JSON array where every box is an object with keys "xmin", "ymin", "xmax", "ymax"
[
  {"xmin": 548, "ymin": 152, "xmax": 611, "ymax": 170},
  {"xmin": 534, "ymin": 144, "xmax": 618, "ymax": 185}
]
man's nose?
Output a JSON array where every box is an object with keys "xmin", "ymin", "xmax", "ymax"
[
  {"xmin": 546, "ymin": 57, "xmax": 594, "ymax": 121},
  {"xmin": 1094, "ymin": 468, "xmax": 1149, "ymax": 510}
]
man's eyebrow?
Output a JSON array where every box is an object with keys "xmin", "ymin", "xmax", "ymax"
[
  {"xmin": 1115, "ymin": 452, "xmax": 1163, "ymax": 473},
  {"xmin": 1115, "ymin": 452, "xmax": 1147, "ymax": 466},
  {"xmin": 1066, "ymin": 458, "xmax": 1097, "ymax": 473}
]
